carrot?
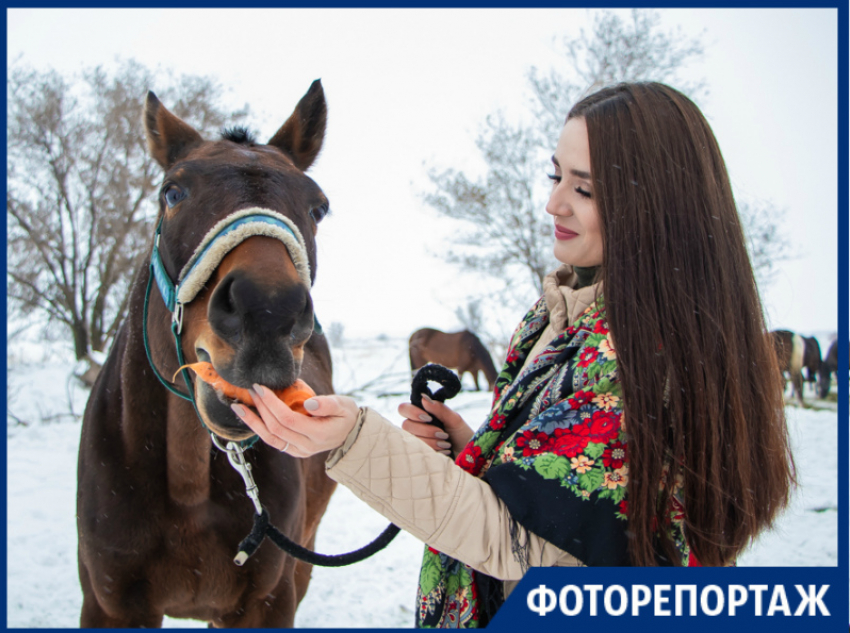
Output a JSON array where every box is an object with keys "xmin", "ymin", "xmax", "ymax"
[{"xmin": 174, "ymin": 362, "xmax": 316, "ymax": 413}]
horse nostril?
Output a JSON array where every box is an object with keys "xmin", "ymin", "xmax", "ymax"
[
  {"xmin": 208, "ymin": 274, "xmax": 242, "ymax": 343},
  {"xmin": 208, "ymin": 271, "xmax": 312, "ymax": 345}
]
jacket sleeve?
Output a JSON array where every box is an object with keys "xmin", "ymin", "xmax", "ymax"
[{"xmin": 325, "ymin": 407, "xmax": 582, "ymax": 580}]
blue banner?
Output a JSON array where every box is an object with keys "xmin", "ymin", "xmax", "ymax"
[{"xmin": 490, "ymin": 567, "xmax": 845, "ymax": 631}]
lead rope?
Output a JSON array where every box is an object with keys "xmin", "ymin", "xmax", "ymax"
[
  {"xmin": 227, "ymin": 363, "xmax": 461, "ymax": 567},
  {"xmin": 144, "ymin": 212, "xmax": 463, "ymax": 566}
]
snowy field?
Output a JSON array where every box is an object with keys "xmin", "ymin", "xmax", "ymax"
[{"xmin": 6, "ymin": 335, "xmax": 841, "ymax": 628}]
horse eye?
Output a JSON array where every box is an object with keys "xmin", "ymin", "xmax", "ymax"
[
  {"xmin": 309, "ymin": 204, "xmax": 329, "ymax": 224},
  {"xmin": 163, "ymin": 185, "xmax": 186, "ymax": 208}
]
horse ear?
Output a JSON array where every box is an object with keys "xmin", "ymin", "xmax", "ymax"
[
  {"xmin": 144, "ymin": 91, "xmax": 204, "ymax": 169},
  {"xmin": 267, "ymin": 80, "xmax": 327, "ymax": 171}
]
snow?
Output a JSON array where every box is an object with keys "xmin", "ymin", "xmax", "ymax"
[{"xmin": 5, "ymin": 336, "xmax": 840, "ymax": 627}]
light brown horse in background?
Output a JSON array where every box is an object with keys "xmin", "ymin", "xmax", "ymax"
[
  {"xmin": 409, "ymin": 328, "xmax": 497, "ymax": 391},
  {"xmin": 769, "ymin": 329, "xmax": 805, "ymax": 406}
]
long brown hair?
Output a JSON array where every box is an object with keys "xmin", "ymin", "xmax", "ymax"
[{"xmin": 568, "ymin": 83, "xmax": 795, "ymax": 566}]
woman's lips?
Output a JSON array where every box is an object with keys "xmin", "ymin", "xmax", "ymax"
[{"xmin": 554, "ymin": 225, "xmax": 579, "ymax": 240}]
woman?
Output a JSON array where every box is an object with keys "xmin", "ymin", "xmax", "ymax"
[{"xmin": 234, "ymin": 82, "xmax": 796, "ymax": 627}]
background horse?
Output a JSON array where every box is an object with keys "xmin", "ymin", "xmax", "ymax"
[
  {"xmin": 409, "ymin": 328, "xmax": 497, "ymax": 391},
  {"xmin": 769, "ymin": 329, "xmax": 805, "ymax": 406},
  {"xmin": 817, "ymin": 339, "xmax": 839, "ymax": 399},
  {"xmin": 802, "ymin": 335, "xmax": 822, "ymax": 394},
  {"xmin": 77, "ymin": 82, "xmax": 337, "ymax": 627}
]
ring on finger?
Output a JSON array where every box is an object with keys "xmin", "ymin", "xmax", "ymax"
[{"xmin": 280, "ymin": 441, "xmax": 290, "ymax": 453}]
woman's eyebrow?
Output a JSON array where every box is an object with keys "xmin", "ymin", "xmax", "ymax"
[{"xmin": 551, "ymin": 156, "xmax": 591, "ymax": 180}]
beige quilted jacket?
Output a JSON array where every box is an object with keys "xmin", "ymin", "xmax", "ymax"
[{"xmin": 325, "ymin": 266, "xmax": 598, "ymax": 596}]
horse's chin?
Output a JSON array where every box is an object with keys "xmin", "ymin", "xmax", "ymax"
[
  {"xmin": 196, "ymin": 384, "xmax": 258, "ymax": 442},
  {"xmin": 191, "ymin": 344, "xmax": 303, "ymax": 441}
]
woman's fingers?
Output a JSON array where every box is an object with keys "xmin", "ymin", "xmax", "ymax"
[
  {"xmin": 299, "ymin": 393, "xmax": 359, "ymax": 422},
  {"xmin": 232, "ymin": 400, "xmax": 306, "ymax": 456},
  {"xmin": 237, "ymin": 387, "xmax": 360, "ymax": 457},
  {"xmin": 397, "ymin": 400, "xmax": 464, "ymax": 432},
  {"xmin": 400, "ymin": 417, "xmax": 453, "ymax": 456},
  {"xmin": 397, "ymin": 402, "xmax": 438, "ymax": 423},
  {"xmin": 397, "ymin": 397, "xmax": 471, "ymax": 455},
  {"xmin": 416, "ymin": 395, "xmax": 475, "ymax": 451},
  {"xmin": 417, "ymin": 395, "xmax": 467, "ymax": 432}
]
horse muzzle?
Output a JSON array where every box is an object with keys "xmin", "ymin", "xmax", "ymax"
[{"xmin": 150, "ymin": 207, "xmax": 317, "ymax": 441}]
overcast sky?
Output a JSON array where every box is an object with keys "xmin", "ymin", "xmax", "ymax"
[{"xmin": 7, "ymin": 8, "xmax": 840, "ymax": 341}]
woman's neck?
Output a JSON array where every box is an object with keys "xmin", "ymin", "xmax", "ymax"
[{"xmin": 573, "ymin": 266, "xmax": 599, "ymax": 289}]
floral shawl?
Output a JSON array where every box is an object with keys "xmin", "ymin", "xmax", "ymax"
[{"xmin": 415, "ymin": 295, "xmax": 691, "ymax": 628}]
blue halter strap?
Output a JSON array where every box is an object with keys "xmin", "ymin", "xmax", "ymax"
[{"xmin": 142, "ymin": 210, "xmax": 321, "ymax": 446}]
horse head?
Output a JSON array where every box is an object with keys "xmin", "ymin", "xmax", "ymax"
[{"xmin": 144, "ymin": 80, "xmax": 329, "ymax": 442}]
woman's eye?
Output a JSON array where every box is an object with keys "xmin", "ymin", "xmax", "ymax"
[
  {"xmin": 547, "ymin": 174, "xmax": 561, "ymax": 185},
  {"xmin": 575, "ymin": 186, "xmax": 592, "ymax": 199},
  {"xmin": 309, "ymin": 204, "xmax": 329, "ymax": 224},
  {"xmin": 163, "ymin": 185, "xmax": 185, "ymax": 208}
]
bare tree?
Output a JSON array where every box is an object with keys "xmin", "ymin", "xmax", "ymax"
[
  {"xmin": 424, "ymin": 9, "xmax": 788, "ymax": 317},
  {"xmin": 738, "ymin": 199, "xmax": 792, "ymax": 286},
  {"xmin": 455, "ymin": 298, "xmax": 484, "ymax": 334},
  {"xmin": 527, "ymin": 9, "xmax": 707, "ymax": 140},
  {"xmin": 424, "ymin": 112, "xmax": 554, "ymax": 297},
  {"xmin": 7, "ymin": 59, "xmax": 248, "ymax": 361}
]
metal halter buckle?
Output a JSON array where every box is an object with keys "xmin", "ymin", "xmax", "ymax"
[
  {"xmin": 172, "ymin": 302, "xmax": 184, "ymax": 335},
  {"xmin": 211, "ymin": 434, "xmax": 263, "ymax": 515}
]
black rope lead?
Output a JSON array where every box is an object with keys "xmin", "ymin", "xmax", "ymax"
[
  {"xmin": 233, "ymin": 363, "xmax": 461, "ymax": 568},
  {"xmin": 235, "ymin": 508, "xmax": 403, "ymax": 567},
  {"xmin": 410, "ymin": 363, "xmax": 462, "ymax": 431}
]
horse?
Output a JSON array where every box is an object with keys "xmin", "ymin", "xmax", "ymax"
[
  {"xmin": 769, "ymin": 329, "xmax": 805, "ymax": 406},
  {"xmin": 817, "ymin": 339, "xmax": 839, "ymax": 399},
  {"xmin": 409, "ymin": 328, "xmax": 497, "ymax": 391},
  {"xmin": 802, "ymin": 335, "xmax": 823, "ymax": 394},
  {"xmin": 76, "ymin": 81, "xmax": 337, "ymax": 627}
]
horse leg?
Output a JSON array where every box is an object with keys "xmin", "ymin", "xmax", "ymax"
[
  {"xmin": 213, "ymin": 568, "xmax": 299, "ymax": 628},
  {"xmin": 793, "ymin": 370, "xmax": 805, "ymax": 406},
  {"xmin": 455, "ymin": 366, "xmax": 468, "ymax": 391},
  {"xmin": 293, "ymin": 554, "xmax": 314, "ymax": 606},
  {"xmin": 818, "ymin": 367, "xmax": 832, "ymax": 399},
  {"xmin": 789, "ymin": 334, "xmax": 805, "ymax": 405},
  {"xmin": 79, "ymin": 559, "xmax": 164, "ymax": 628}
]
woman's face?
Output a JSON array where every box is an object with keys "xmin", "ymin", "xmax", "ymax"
[{"xmin": 546, "ymin": 117, "xmax": 603, "ymax": 268}]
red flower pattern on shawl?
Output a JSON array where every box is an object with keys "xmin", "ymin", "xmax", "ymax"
[
  {"xmin": 515, "ymin": 430, "xmax": 555, "ymax": 457},
  {"xmin": 551, "ymin": 427, "xmax": 592, "ymax": 458},
  {"xmin": 603, "ymin": 440, "xmax": 628, "ymax": 469}
]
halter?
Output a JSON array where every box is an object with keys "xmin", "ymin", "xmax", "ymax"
[
  {"xmin": 141, "ymin": 205, "xmax": 409, "ymax": 569},
  {"xmin": 142, "ymin": 207, "xmax": 317, "ymax": 445},
  {"xmin": 151, "ymin": 206, "xmax": 313, "ymax": 334}
]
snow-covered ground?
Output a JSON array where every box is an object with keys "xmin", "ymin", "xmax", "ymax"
[{"xmin": 6, "ymin": 336, "xmax": 840, "ymax": 628}]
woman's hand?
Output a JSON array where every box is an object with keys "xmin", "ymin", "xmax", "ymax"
[
  {"xmin": 398, "ymin": 394, "xmax": 473, "ymax": 456},
  {"xmin": 231, "ymin": 384, "xmax": 360, "ymax": 458}
]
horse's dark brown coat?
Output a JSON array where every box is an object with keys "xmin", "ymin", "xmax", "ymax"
[
  {"xmin": 801, "ymin": 336, "xmax": 822, "ymax": 386},
  {"xmin": 77, "ymin": 82, "xmax": 336, "ymax": 627},
  {"xmin": 409, "ymin": 328, "xmax": 497, "ymax": 391},
  {"xmin": 818, "ymin": 339, "xmax": 840, "ymax": 399}
]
